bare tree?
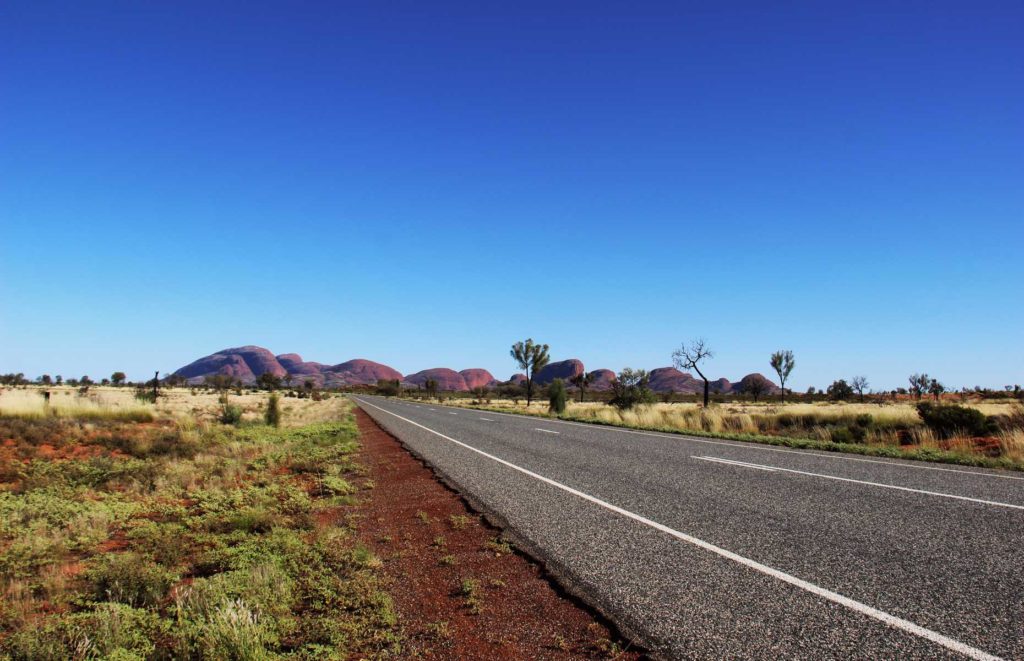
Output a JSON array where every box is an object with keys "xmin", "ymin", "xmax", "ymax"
[
  {"xmin": 672, "ymin": 338, "xmax": 714, "ymax": 407},
  {"xmin": 909, "ymin": 373, "xmax": 930, "ymax": 400},
  {"xmin": 769, "ymin": 350, "xmax": 795, "ymax": 403},
  {"xmin": 570, "ymin": 371, "xmax": 593, "ymax": 403},
  {"xmin": 510, "ymin": 339, "xmax": 550, "ymax": 406},
  {"xmin": 851, "ymin": 375, "xmax": 869, "ymax": 402}
]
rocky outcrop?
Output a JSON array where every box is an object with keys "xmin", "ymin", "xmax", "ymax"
[
  {"xmin": 459, "ymin": 369, "xmax": 498, "ymax": 389},
  {"xmin": 585, "ymin": 369, "xmax": 616, "ymax": 391},
  {"xmin": 733, "ymin": 373, "xmax": 781, "ymax": 395},
  {"xmin": 533, "ymin": 359, "xmax": 585, "ymax": 386},
  {"xmin": 329, "ymin": 359, "xmax": 403, "ymax": 385},
  {"xmin": 174, "ymin": 346, "xmax": 287, "ymax": 384},
  {"xmin": 509, "ymin": 374, "xmax": 528, "ymax": 385},
  {"xmin": 405, "ymin": 368, "xmax": 468, "ymax": 391},
  {"xmin": 647, "ymin": 367, "xmax": 701, "ymax": 394}
]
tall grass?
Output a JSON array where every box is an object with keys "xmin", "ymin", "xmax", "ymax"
[{"xmin": 0, "ymin": 388, "xmax": 154, "ymax": 422}]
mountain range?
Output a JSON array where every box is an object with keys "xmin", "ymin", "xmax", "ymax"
[{"xmin": 172, "ymin": 346, "xmax": 779, "ymax": 394}]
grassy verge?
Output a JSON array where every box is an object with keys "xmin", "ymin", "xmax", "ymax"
[
  {"xmin": 0, "ymin": 405, "xmax": 400, "ymax": 659},
  {"xmin": 439, "ymin": 401, "xmax": 1024, "ymax": 472}
]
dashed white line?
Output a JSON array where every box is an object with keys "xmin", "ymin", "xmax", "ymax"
[
  {"xmin": 449, "ymin": 412, "xmax": 458, "ymax": 415},
  {"xmin": 354, "ymin": 398, "xmax": 1002, "ymax": 661},
  {"xmin": 480, "ymin": 417, "xmax": 495, "ymax": 422},
  {"xmin": 535, "ymin": 428, "xmax": 560, "ymax": 435},
  {"xmin": 693, "ymin": 456, "xmax": 1024, "ymax": 510}
]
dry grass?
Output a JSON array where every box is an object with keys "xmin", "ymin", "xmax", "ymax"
[
  {"xmin": 441, "ymin": 397, "xmax": 1024, "ymax": 467},
  {"xmin": 0, "ymin": 386, "xmax": 347, "ymax": 428}
]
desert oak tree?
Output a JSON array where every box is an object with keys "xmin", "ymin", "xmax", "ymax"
[
  {"xmin": 510, "ymin": 338, "xmax": 550, "ymax": 407},
  {"xmin": 769, "ymin": 350, "xmax": 795, "ymax": 403}
]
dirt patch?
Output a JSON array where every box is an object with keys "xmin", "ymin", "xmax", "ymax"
[{"xmin": 352, "ymin": 408, "xmax": 645, "ymax": 660}]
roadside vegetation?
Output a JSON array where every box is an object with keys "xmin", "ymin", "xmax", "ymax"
[
  {"xmin": 392, "ymin": 339, "xmax": 1024, "ymax": 470},
  {"xmin": 0, "ymin": 390, "xmax": 398, "ymax": 659}
]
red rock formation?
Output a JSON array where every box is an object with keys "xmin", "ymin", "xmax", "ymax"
[
  {"xmin": 533, "ymin": 359, "xmax": 585, "ymax": 386},
  {"xmin": 174, "ymin": 346, "xmax": 286, "ymax": 384},
  {"xmin": 459, "ymin": 369, "xmax": 498, "ymax": 390},
  {"xmin": 647, "ymin": 367, "xmax": 701, "ymax": 394},
  {"xmin": 329, "ymin": 359, "xmax": 403, "ymax": 385},
  {"xmin": 405, "ymin": 368, "xmax": 468, "ymax": 391},
  {"xmin": 586, "ymin": 369, "xmax": 616, "ymax": 391},
  {"xmin": 732, "ymin": 373, "xmax": 780, "ymax": 395},
  {"xmin": 509, "ymin": 374, "xmax": 528, "ymax": 385}
]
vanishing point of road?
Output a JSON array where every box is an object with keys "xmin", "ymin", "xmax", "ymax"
[{"xmin": 353, "ymin": 396, "xmax": 1022, "ymax": 660}]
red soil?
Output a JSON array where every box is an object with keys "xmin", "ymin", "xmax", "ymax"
[{"xmin": 352, "ymin": 408, "xmax": 645, "ymax": 660}]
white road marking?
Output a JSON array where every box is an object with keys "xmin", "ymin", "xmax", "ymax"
[
  {"xmin": 695, "ymin": 456, "xmax": 779, "ymax": 472},
  {"xmin": 479, "ymin": 417, "xmax": 495, "ymax": 422},
  {"xmin": 429, "ymin": 408, "xmax": 436, "ymax": 411},
  {"xmin": 693, "ymin": 456, "xmax": 1024, "ymax": 511},
  {"xmin": 354, "ymin": 398, "xmax": 1003, "ymax": 661},
  {"xmin": 417, "ymin": 401, "xmax": 1024, "ymax": 482},
  {"xmin": 535, "ymin": 428, "xmax": 560, "ymax": 434},
  {"xmin": 449, "ymin": 412, "xmax": 458, "ymax": 415}
]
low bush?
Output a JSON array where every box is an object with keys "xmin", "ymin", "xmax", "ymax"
[
  {"xmin": 916, "ymin": 403, "xmax": 996, "ymax": 439},
  {"xmin": 548, "ymin": 379, "xmax": 567, "ymax": 415}
]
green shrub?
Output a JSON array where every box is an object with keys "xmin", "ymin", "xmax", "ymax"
[
  {"xmin": 86, "ymin": 552, "xmax": 177, "ymax": 607},
  {"xmin": 608, "ymin": 369, "xmax": 655, "ymax": 410},
  {"xmin": 916, "ymin": 403, "xmax": 996, "ymax": 439},
  {"xmin": 220, "ymin": 403, "xmax": 243, "ymax": 426},
  {"xmin": 548, "ymin": 379, "xmax": 567, "ymax": 415},
  {"xmin": 264, "ymin": 393, "xmax": 281, "ymax": 428}
]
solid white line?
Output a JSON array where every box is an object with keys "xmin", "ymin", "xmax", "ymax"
[
  {"xmin": 692, "ymin": 455, "xmax": 1024, "ymax": 510},
  {"xmin": 695, "ymin": 456, "xmax": 779, "ymax": 472},
  {"xmin": 535, "ymin": 428, "xmax": 560, "ymax": 435},
  {"xmin": 354, "ymin": 398, "xmax": 1003, "ymax": 661},
  {"xmin": 417, "ymin": 401, "xmax": 1024, "ymax": 482}
]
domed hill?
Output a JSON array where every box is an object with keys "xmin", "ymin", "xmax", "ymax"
[
  {"xmin": 172, "ymin": 348, "xmax": 403, "ymax": 387},
  {"xmin": 405, "ymin": 368, "xmax": 468, "ymax": 391},
  {"xmin": 711, "ymin": 378, "xmax": 732, "ymax": 393},
  {"xmin": 174, "ymin": 346, "xmax": 287, "ymax": 384},
  {"xmin": 533, "ymin": 359, "xmax": 585, "ymax": 386},
  {"xmin": 276, "ymin": 354, "xmax": 327, "ymax": 377},
  {"xmin": 509, "ymin": 374, "xmax": 527, "ymax": 385},
  {"xmin": 647, "ymin": 367, "xmax": 702, "ymax": 394},
  {"xmin": 732, "ymin": 373, "xmax": 781, "ymax": 395},
  {"xmin": 329, "ymin": 359, "xmax": 403, "ymax": 385},
  {"xmin": 460, "ymin": 369, "xmax": 498, "ymax": 389},
  {"xmin": 586, "ymin": 369, "xmax": 616, "ymax": 391}
]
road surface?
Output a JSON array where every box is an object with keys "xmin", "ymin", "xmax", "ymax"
[{"xmin": 352, "ymin": 396, "xmax": 1023, "ymax": 660}]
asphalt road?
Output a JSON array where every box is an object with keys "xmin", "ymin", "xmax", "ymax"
[{"xmin": 352, "ymin": 396, "xmax": 1023, "ymax": 660}]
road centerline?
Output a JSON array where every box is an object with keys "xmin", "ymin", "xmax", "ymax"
[
  {"xmin": 354, "ymin": 397, "xmax": 1004, "ymax": 661},
  {"xmin": 693, "ymin": 455, "xmax": 1024, "ymax": 510}
]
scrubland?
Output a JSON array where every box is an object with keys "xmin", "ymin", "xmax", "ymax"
[
  {"xmin": 0, "ymin": 388, "xmax": 397, "ymax": 659},
  {"xmin": 444, "ymin": 398, "xmax": 1024, "ymax": 468}
]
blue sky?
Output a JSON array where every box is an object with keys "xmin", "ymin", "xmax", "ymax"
[{"xmin": 1, "ymin": 1, "xmax": 1021, "ymax": 390}]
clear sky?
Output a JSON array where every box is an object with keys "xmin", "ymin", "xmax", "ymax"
[{"xmin": 1, "ymin": 1, "xmax": 1022, "ymax": 391}]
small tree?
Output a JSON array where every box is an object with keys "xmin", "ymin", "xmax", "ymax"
[
  {"xmin": 827, "ymin": 379, "xmax": 854, "ymax": 401},
  {"xmin": 569, "ymin": 372, "xmax": 593, "ymax": 403},
  {"xmin": 510, "ymin": 339, "xmax": 550, "ymax": 407},
  {"xmin": 928, "ymin": 378, "xmax": 945, "ymax": 402},
  {"xmin": 80, "ymin": 375, "xmax": 93, "ymax": 386},
  {"xmin": 672, "ymin": 338, "xmax": 714, "ymax": 407},
  {"xmin": 851, "ymin": 376, "xmax": 869, "ymax": 402},
  {"xmin": 498, "ymin": 382, "xmax": 524, "ymax": 405},
  {"xmin": 548, "ymin": 379, "xmax": 567, "ymax": 414},
  {"xmin": 283, "ymin": 373, "xmax": 294, "ymax": 389},
  {"xmin": 55, "ymin": 375, "xmax": 63, "ymax": 385},
  {"xmin": 257, "ymin": 372, "xmax": 282, "ymax": 391},
  {"xmin": 39, "ymin": 374, "xmax": 52, "ymax": 385},
  {"xmin": 376, "ymin": 379, "xmax": 401, "ymax": 397},
  {"xmin": 608, "ymin": 368, "xmax": 655, "ymax": 410},
  {"xmin": 769, "ymin": 350, "xmax": 795, "ymax": 403},
  {"xmin": 471, "ymin": 386, "xmax": 490, "ymax": 404},
  {"xmin": 111, "ymin": 372, "xmax": 127, "ymax": 386},
  {"xmin": 423, "ymin": 378, "xmax": 439, "ymax": 400},
  {"xmin": 265, "ymin": 393, "xmax": 281, "ymax": 427},
  {"xmin": 908, "ymin": 373, "xmax": 930, "ymax": 400},
  {"xmin": 741, "ymin": 377, "xmax": 769, "ymax": 402}
]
